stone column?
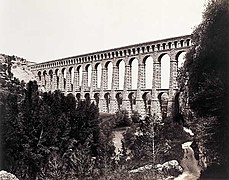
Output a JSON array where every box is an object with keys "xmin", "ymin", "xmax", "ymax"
[
  {"xmin": 99, "ymin": 63, "xmax": 106, "ymax": 112},
  {"xmin": 65, "ymin": 70, "xmax": 70, "ymax": 94},
  {"xmin": 59, "ymin": 72, "xmax": 63, "ymax": 92},
  {"xmin": 52, "ymin": 73, "xmax": 57, "ymax": 90},
  {"xmin": 151, "ymin": 53, "xmax": 161, "ymax": 117},
  {"xmin": 167, "ymin": 52, "xmax": 177, "ymax": 116},
  {"xmin": 74, "ymin": 67, "xmax": 80, "ymax": 91},
  {"xmin": 80, "ymin": 65, "xmax": 87, "ymax": 100},
  {"xmin": 102, "ymin": 67, "xmax": 108, "ymax": 90},
  {"xmin": 82, "ymin": 69, "xmax": 88, "ymax": 91},
  {"xmin": 136, "ymin": 56, "xmax": 145, "ymax": 115},
  {"xmin": 110, "ymin": 63, "xmax": 119, "ymax": 113},
  {"xmin": 122, "ymin": 60, "xmax": 131, "ymax": 112},
  {"xmin": 49, "ymin": 74, "xmax": 53, "ymax": 92},
  {"xmin": 90, "ymin": 63, "xmax": 97, "ymax": 104}
]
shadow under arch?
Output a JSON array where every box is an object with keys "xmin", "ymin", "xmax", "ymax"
[
  {"xmin": 116, "ymin": 92, "xmax": 123, "ymax": 110},
  {"xmin": 158, "ymin": 92, "xmax": 169, "ymax": 119},
  {"xmin": 142, "ymin": 92, "xmax": 151, "ymax": 115},
  {"xmin": 128, "ymin": 92, "xmax": 136, "ymax": 112},
  {"xmin": 104, "ymin": 92, "xmax": 111, "ymax": 112},
  {"xmin": 94, "ymin": 93, "xmax": 100, "ymax": 106}
]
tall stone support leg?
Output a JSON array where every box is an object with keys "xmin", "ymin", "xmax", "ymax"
[
  {"xmin": 102, "ymin": 68, "xmax": 108, "ymax": 90},
  {"xmin": 49, "ymin": 76, "xmax": 53, "ymax": 92},
  {"xmin": 82, "ymin": 70, "xmax": 88, "ymax": 91},
  {"xmin": 65, "ymin": 71, "xmax": 70, "ymax": 95},
  {"xmin": 74, "ymin": 70, "xmax": 80, "ymax": 91},
  {"xmin": 90, "ymin": 66, "xmax": 96, "ymax": 101},
  {"xmin": 122, "ymin": 63, "xmax": 131, "ymax": 112},
  {"xmin": 99, "ymin": 63, "xmax": 105, "ymax": 112},
  {"xmin": 59, "ymin": 74, "xmax": 63, "ymax": 92},
  {"xmin": 167, "ymin": 53, "xmax": 177, "ymax": 116},
  {"xmin": 45, "ymin": 75, "xmax": 49, "ymax": 91},
  {"xmin": 52, "ymin": 74, "xmax": 57, "ymax": 90},
  {"xmin": 151, "ymin": 54, "xmax": 161, "ymax": 118},
  {"xmin": 136, "ymin": 57, "xmax": 145, "ymax": 116},
  {"xmin": 110, "ymin": 65, "xmax": 119, "ymax": 113}
]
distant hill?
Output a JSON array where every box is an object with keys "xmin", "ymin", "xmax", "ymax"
[{"xmin": 0, "ymin": 54, "xmax": 35, "ymax": 83}]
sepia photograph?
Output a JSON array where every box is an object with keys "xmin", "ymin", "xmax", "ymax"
[{"xmin": 0, "ymin": 0, "xmax": 228, "ymax": 179}]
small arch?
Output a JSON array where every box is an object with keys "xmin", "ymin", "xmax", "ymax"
[
  {"xmin": 38, "ymin": 71, "xmax": 41, "ymax": 81},
  {"xmin": 76, "ymin": 93, "xmax": 81, "ymax": 101},
  {"xmin": 116, "ymin": 92, "xmax": 123, "ymax": 110},
  {"xmin": 142, "ymin": 92, "xmax": 151, "ymax": 114},
  {"xmin": 162, "ymin": 43, "xmax": 166, "ymax": 50},
  {"xmin": 158, "ymin": 92, "xmax": 169, "ymax": 119},
  {"xmin": 94, "ymin": 93, "xmax": 100, "ymax": 106},
  {"xmin": 128, "ymin": 92, "xmax": 136, "ymax": 111},
  {"xmin": 104, "ymin": 92, "xmax": 111, "ymax": 112},
  {"xmin": 69, "ymin": 67, "xmax": 74, "ymax": 91},
  {"xmin": 48, "ymin": 70, "xmax": 53, "ymax": 80},
  {"xmin": 180, "ymin": 40, "xmax": 184, "ymax": 47},
  {"xmin": 84, "ymin": 93, "xmax": 90, "ymax": 101}
]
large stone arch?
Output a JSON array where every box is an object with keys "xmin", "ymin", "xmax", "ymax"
[
  {"xmin": 158, "ymin": 53, "xmax": 171, "ymax": 89},
  {"xmin": 85, "ymin": 64, "xmax": 92, "ymax": 87},
  {"xmin": 128, "ymin": 57, "xmax": 138, "ymax": 90},
  {"xmin": 76, "ymin": 65, "xmax": 82, "ymax": 88},
  {"xmin": 143, "ymin": 55, "xmax": 154, "ymax": 89},
  {"xmin": 104, "ymin": 61, "xmax": 113, "ymax": 90},
  {"xmin": 175, "ymin": 50, "xmax": 187, "ymax": 68},
  {"xmin": 95, "ymin": 63, "xmax": 101, "ymax": 89},
  {"xmin": 116, "ymin": 59, "xmax": 125, "ymax": 90}
]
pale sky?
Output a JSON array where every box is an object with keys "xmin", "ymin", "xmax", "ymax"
[{"xmin": 0, "ymin": 0, "xmax": 207, "ymax": 63}]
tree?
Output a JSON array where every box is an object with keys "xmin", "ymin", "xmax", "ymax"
[{"xmin": 179, "ymin": 0, "xmax": 229, "ymax": 177}]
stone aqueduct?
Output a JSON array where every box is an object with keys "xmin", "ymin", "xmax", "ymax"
[{"xmin": 29, "ymin": 35, "xmax": 191, "ymax": 117}]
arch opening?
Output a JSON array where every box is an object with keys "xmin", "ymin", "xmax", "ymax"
[
  {"xmin": 96, "ymin": 63, "xmax": 102, "ymax": 89},
  {"xmin": 117, "ymin": 60, "xmax": 125, "ymax": 90},
  {"xmin": 104, "ymin": 92, "xmax": 110, "ymax": 112},
  {"xmin": 160, "ymin": 54, "xmax": 170, "ymax": 89},
  {"xmin": 158, "ymin": 92, "xmax": 169, "ymax": 119},
  {"xmin": 130, "ymin": 58, "xmax": 138, "ymax": 89},
  {"xmin": 144, "ymin": 56, "xmax": 154, "ymax": 89}
]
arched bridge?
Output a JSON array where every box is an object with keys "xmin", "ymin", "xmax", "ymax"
[{"xmin": 29, "ymin": 35, "xmax": 191, "ymax": 117}]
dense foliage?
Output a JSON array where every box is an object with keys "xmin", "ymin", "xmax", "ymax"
[
  {"xmin": 0, "ymin": 75, "xmax": 115, "ymax": 179},
  {"xmin": 178, "ymin": 0, "xmax": 229, "ymax": 177}
]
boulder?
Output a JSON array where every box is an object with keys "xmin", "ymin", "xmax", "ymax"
[{"xmin": 0, "ymin": 171, "xmax": 19, "ymax": 180}]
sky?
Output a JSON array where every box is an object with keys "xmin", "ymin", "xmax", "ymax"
[{"xmin": 0, "ymin": 0, "xmax": 207, "ymax": 63}]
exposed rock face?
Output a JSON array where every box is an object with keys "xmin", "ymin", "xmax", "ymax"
[
  {"xmin": 174, "ymin": 141, "xmax": 201, "ymax": 180},
  {"xmin": 0, "ymin": 170, "xmax": 19, "ymax": 180}
]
